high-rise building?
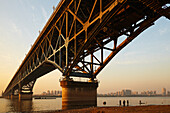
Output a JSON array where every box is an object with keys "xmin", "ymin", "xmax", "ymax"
[
  {"xmin": 47, "ymin": 90, "xmax": 50, "ymax": 95},
  {"xmin": 141, "ymin": 91, "xmax": 146, "ymax": 95},
  {"xmin": 153, "ymin": 91, "xmax": 156, "ymax": 95},
  {"xmin": 121, "ymin": 89, "xmax": 132, "ymax": 96},
  {"xmin": 51, "ymin": 90, "xmax": 54, "ymax": 95},
  {"xmin": 132, "ymin": 91, "xmax": 138, "ymax": 95},
  {"xmin": 162, "ymin": 88, "xmax": 166, "ymax": 95},
  {"xmin": 54, "ymin": 90, "xmax": 57, "ymax": 95},
  {"xmin": 42, "ymin": 92, "xmax": 46, "ymax": 95},
  {"xmin": 59, "ymin": 91, "xmax": 62, "ymax": 95},
  {"xmin": 121, "ymin": 90, "xmax": 125, "ymax": 96},
  {"xmin": 125, "ymin": 90, "xmax": 132, "ymax": 96},
  {"xmin": 167, "ymin": 91, "xmax": 170, "ymax": 96}
]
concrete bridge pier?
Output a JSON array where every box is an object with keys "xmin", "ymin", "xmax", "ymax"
[
  {"xmin": 4, "ymin": 92, "xmax": 32, "ymax": 100},
  {"xmin": 17, "ymin": 81, "xmax": 35, "ymax": 101},
  {"xmin": 60, "ymin": 78, "xmax": 98, "ymax": 110},
  {"xmin": 18, "ymin": 92, "xmax": 33, "ymax": 101},
  {"xmin": 4, "ymin": 95, "xmax": 11, "ymax": 99},
  {"xmin": 11, "ymin": 94, "xmax": 18, "ymax": 100},
  {"xmin": 10, "ymin": 89, "xmax": 18, "ymax": 100},
  {"xmin": 8, "ymin": 95, "xmax": 10, "ymax": 99}
]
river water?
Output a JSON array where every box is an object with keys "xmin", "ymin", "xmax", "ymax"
[{"xmin": 0, "ymin": 97, "xmax": 170, "ymax": 112}]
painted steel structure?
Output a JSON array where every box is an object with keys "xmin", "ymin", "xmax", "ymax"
[{"xmin": 3, "ymin": 0, "xmax": 170, "ymax": 96}]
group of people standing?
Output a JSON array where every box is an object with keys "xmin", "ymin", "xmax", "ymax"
[
  {"xmin": 103, "ymin": 100, "xmax": 130, "ymax": 106},
  {"xmin": 119, "ymin": 100, "xmax": 129, "ymax": 106}
]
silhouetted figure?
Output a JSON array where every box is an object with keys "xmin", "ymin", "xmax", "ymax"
[
  {"xmin": 103, "ymin": 101, "xmax": 106, "ymax": 105},
  {"xmin": 123, "ymin": 100, "xmax": 125, "ymax": 107},
  {"xmin": 119, "ymin": 100, "xmax": 121, "ymax": 106},
  {"xmin": 127, "ymin": 100, "xmax": 129, "ymax": 106},
  {"xmin": 139, "ymin": 100, "xmax": 145, "ymax": 105},
  {"xmin": 139, "ymin": 100, "xmax": 142, "ymax": 105}
]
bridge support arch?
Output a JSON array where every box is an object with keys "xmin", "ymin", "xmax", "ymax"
[{"xmin": 60, "ymin": 77, "xmax": 98, "ymax": 109}]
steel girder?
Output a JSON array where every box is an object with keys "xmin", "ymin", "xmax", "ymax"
[{"xmin": 3, "ymin": 0, "xmax": 170, "ymax": 96}]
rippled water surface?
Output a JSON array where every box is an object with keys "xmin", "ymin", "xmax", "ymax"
[{"xmin": 0, "ymin": 97, "xmax": 170, "ymax": 112}]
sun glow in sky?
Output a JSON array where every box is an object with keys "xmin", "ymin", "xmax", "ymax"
[{"xmin": 0, "ymin": 0, "xmax": 170, "ymax": 95}]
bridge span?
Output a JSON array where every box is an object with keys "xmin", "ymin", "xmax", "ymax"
[{"xmin": 3, "ymin": 0, "xmax": 170, "ymax": 109}]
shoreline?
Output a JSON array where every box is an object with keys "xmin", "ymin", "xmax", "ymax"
[
  {"xmin": 33, "ymin": 95, "xmax": 170, "ymax": 98},
  {"xmin": 97, "ymin": 95, "xmax": 170, "ymax": 97},
  {"xmin": 32, "ymin": 105, "xmax": 170, "ymax": 113}
]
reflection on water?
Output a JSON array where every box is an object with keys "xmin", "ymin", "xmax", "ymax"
[
  {"xmin": 0, "ymin": 97, "xmax": 170, "ymax": 112},
  {"xmin": 0, "ymin": 98, "xmax": 33, "ymax": 112},
  {"xmin": 9, "ymin": 99, "xmax": 33, "ymax": 112},
  {"xmin": 0, "ymin": 98, "xmax": 62, "ymax": 112}
]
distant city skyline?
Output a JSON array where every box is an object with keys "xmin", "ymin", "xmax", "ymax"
[
  {"xmin": 98, "ymin": 88, "xmax": 170, "ymax": 96},
  {"xmin": 0, "ymin": 1, "xmax": 170, "ymax": 96},
  {"xmin": 40, "ymin": 90, "xmax": 62, "ymax": 96},
  {"xmin": 35, "ymin": 88, "xmax": 170, "ymax": 97}
]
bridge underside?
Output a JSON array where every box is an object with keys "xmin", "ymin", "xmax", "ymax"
[{"xmin": 3, "ymin": 0, "xmax": 170, "ymax": 101}]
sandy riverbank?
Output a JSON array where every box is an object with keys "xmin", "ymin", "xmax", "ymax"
[{"xmin": 36, "ymin": 105, "xmax": 170, "ymax": 113}]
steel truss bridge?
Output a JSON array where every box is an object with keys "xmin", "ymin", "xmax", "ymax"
[{"xmin": 3, "ymin": 0, "xmax": 170, "ymax": 96}]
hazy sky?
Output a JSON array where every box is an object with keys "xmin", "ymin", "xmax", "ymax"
[{"xmin": 0, "ymin": 1, "xmax": 170, "ymax": 95}]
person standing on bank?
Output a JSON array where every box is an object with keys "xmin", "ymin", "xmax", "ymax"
[
  {"xmin": 119, "ymin": 100, "xmax": 121, "ymax": 106},
  {"xmin": 123, "ymin": 100, "xmax": 125, "ymax": 107},
  {"xmin": 127, "ymin": 100, "xmax": 129, "ymax": 106}
]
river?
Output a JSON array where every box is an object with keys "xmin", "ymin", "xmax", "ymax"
[{"xmin": 0, "ymin": 97, "xmax": 170, "ymax": 112}]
